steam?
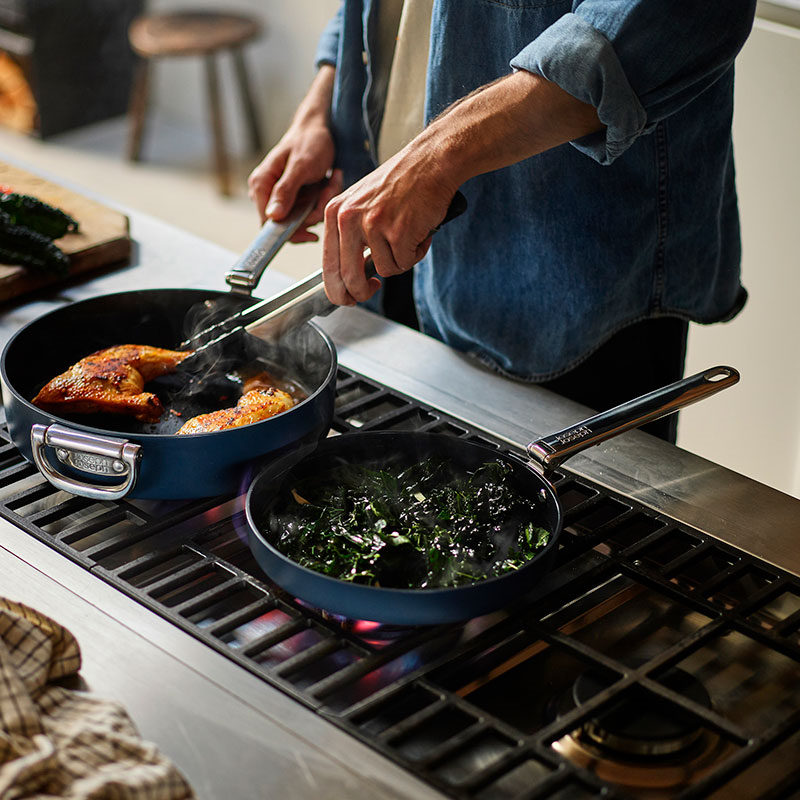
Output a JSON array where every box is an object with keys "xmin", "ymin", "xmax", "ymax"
[
  {"xmin": 174, "ymin": 298, "xmax": 320, "ymax": 403},
  {"xmin": 178, "ymin": 299, "xmax": 246, "ymax": 398}
]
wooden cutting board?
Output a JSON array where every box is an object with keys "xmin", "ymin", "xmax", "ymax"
[{"xmin": 0, "ymin": 161, "xmax": 131, "ymax": 302}]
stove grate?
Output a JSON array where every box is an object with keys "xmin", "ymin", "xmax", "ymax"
[{"xmin": 1, "ymin": 367, "xmax": 799, "ymax": 799}]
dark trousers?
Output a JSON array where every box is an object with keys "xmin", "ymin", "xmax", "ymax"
[
  {"xmin": 540, "ymin": 317, "xmax": 689, "ymax": 443},
  {"xmin": 381, "ymin": 274, "xmax": 689, "ymax": 444}
]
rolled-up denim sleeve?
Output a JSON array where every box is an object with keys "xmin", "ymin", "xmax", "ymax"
[
  {"xmin": 315, "ymin": 5, "xmax": 344, "ymax": 68},
  {"xmin": 510, "ymin": 1, "xmax": 756, "ymax": 164}
]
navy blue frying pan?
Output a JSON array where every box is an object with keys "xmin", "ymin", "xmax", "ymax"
[
  {"xmin": 246, "ymin": 367, "xmax": 739, "ymax": 625},
  {"xmin": 0, "ymin": 189, "xmax": 467, "ymax": 501}
]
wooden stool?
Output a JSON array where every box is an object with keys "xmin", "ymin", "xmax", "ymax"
[{"xmin": 127, "ymin": 10, "xmax": 264, "ymax": 196}]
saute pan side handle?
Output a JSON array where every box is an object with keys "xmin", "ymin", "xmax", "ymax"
[
  {"xmin": 31, "ymin": 424, "xmax": 141, "ymax": 500},
  {"xmin": 527, "ymin": 366, "xmax": 740, "ymax": 475}
]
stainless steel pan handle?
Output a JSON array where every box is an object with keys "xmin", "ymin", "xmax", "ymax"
[
  {"xmin": 527, "ymin": 365, "xmax": 740, "ymax": 475},
  {"xmin": 31, "ymin": 424, "xmax": 142, "ymax": 500}
]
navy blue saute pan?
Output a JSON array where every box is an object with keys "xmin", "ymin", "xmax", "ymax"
[{"xmin": 0, "ymin": 201, "xmax": 337, "ymax": 500}]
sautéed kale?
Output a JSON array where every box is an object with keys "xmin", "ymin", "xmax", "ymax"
[{"xmin": 265, "ymin": 457, "xmax": 550, "ymax": 589}]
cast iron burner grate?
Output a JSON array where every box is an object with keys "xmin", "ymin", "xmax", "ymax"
[{"xmin": 1, "ymin": 367, "xmax": 800, "ymax": 799}]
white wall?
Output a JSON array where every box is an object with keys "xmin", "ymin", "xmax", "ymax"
[
  {"xmin": 146, "ymin": 5, "xmax": 800, "ymax": 498},
  {"xmin": 146, "ymin": 0, "xmax": 341, "ymax": 154},
  {"xmin": 678, "ymin": 19, "xmax": 800, "ymax": 499}
]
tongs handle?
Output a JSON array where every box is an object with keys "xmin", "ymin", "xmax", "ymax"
[{"xmin": 224, "ymin": 183, "xmax": 322, "ymax": 295}]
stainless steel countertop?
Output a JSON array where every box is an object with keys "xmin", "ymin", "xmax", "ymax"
[{"xmin": 0, "ymin": 173, "xmax": 798, "ymax": 798}]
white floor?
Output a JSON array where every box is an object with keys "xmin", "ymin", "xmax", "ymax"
[{"xmin": 0, "ymin": 113, "xmax": 323, "ymax": 282}]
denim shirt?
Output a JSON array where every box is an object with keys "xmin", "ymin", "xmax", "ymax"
[{"xmin": 316, "ymin": 1, "xmax": 755, "ymax": 381}]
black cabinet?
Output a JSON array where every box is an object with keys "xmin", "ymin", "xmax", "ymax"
[{"xmin": 0, "ymin": 0, "xmax": 143, "ymax": 137}]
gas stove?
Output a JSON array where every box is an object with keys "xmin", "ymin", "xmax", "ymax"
[
  {"xmin": 1, "ymin": 355, "xmax": 799, "ymax": 799},
  {"xmin": 0, "ymin": 199, "xmax": 798, "ymax": 799}
]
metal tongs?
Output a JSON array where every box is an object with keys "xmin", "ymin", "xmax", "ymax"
[{"xmin": 179, "ymin": 190, "xmax": 468, "ymax": 367}]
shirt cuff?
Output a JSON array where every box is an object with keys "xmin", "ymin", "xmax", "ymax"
[{"xmin": 510, "ymin": 13, "xmax": 647, "ymax": 165}]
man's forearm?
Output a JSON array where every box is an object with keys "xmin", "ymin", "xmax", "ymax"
[
  {"xmin": 411, "ymin": 70, "xmax": 603, "ymax": 190},
  {"xmin": 292, "ymin": 64, "xmax": 336, "ymax": 129},
  {"xmin": 248, "ymin": 63, "xmax": 338, "ymax": 225}
]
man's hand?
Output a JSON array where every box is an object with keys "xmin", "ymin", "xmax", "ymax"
[
  {"xmin": 247, "ymin": 65, "xmax": 341, "ymax": 243},
  {"xmin": 321, "ymin": 148, "xmax": 459, "ymax": 305},
  {"xmin": 321, "ymin": 69, "xmax": 603, "ymax": 305}
]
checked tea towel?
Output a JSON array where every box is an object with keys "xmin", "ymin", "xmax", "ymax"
[{"xmin": 0, "ymin": 597, "xmax": 194, "ymax": 799}]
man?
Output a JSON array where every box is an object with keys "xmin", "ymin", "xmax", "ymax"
[{"xmin": 248, "ymin": 1, "xmax": 756, "ymax": 441}]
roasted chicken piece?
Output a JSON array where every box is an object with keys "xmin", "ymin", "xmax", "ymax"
[
  {"xmin": 176, "ymin": 387, "xmax": 294, "ymax": 435},
  {"xmin": 32, "ymin": 344, "xmax": 192, "ymax": 423}
]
